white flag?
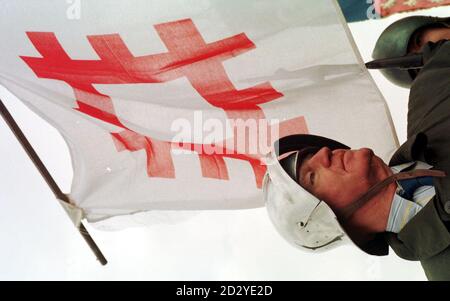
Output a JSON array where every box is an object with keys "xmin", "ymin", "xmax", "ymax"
[{"xmin": 0, "ymin": 0, "xmax": 398, "ymax": 224}]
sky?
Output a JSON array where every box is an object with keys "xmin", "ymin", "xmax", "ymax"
[{"xmin": 0, "ymin": 4, "xmax": 448, "ymax": 280}]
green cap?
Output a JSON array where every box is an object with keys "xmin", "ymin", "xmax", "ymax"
[{"xmin": 372, "ymin": 16, "xmax": 450, "ymax": 88}]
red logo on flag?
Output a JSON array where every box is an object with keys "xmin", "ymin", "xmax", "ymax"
[{"xmin": 21, "ymin": 19, "xmax": 307, "ymax": 188}]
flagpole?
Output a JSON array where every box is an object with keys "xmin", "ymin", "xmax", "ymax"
[{"xmin": 0, "ymin": 98, "xmax": 107, "ymax": 266}]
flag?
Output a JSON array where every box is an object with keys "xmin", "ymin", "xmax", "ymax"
[
  {"xmin": 0, "ymin": 0, "xmax": 397, "ymax": 225},
  {"xmin": 338, "ymin": 0, "xmax": 450, "ymax": 22},
  {"xmin": 377, "ymin": 0, "xmax": 450, "ymax": 18}
]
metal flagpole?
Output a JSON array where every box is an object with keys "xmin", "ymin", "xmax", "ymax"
[{"xmin": 0, "ymin": 98, "xmax": 108, "ymax": 266}]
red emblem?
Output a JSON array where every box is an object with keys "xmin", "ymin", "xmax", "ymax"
[{"xmin": 21, "ymin": 19, "xmax": 307, "ymax": 188}]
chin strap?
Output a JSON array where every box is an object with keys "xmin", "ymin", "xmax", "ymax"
[{"xmin": 339, "ymin": 169, "xmax": 447, "ymax": 221}]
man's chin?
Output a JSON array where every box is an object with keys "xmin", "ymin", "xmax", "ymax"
[
  {"xmin": 369, "ymin": 153, "xmax": 392, "ymax": 180},
  {"xmin": 351, "ymin": 148, "xmax": 374, "ymax": 169},
  {"xmin": 359, "ymin": 148, "xmax": 375, "ymax": 157}
]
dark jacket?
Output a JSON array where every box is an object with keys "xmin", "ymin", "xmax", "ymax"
[{"xmin": 386, "ymin": 41, "xmax": 450, "ymax": 280}]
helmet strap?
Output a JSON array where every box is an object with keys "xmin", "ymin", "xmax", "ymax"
[{"xmin": 339, "ymin": 169, "xmax": 446, "ymax": 221}]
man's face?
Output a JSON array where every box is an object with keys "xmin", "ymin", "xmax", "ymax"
[
  {"xmin": 408, "ymin": 26, "xmax": 450, "ymax": 54},
  {"xmin": 297, "ymin": 147, "xmax": 393, "ymax": 212}
]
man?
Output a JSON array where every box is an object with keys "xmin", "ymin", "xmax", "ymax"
[{"xmin": 263, "ymin": 16, "xmax": 450, "ymax": 280}]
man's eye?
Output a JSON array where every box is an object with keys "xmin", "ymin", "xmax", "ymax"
[
  {"xmin": 415, "ymin": 37, "xmax": 421, "ymax": 46},
  {"xmin": 309, "ymin": 172, "xmax": 315, "ymax": 186},
  {"xmin": 415, "ymin": 33, "xmax": 422, "ymax": 47}
]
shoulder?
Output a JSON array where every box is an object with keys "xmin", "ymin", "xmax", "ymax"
[
  {"xmin": 421, "ymin": 246, "xmax": 450, "ymax": 280},
  {"xmin": 407, "ymin": 41, "xmax": 450, "ymax": 137},
  {"xmin": 386, "ymin": 198, "xmax": 450, "ymax": 262}
]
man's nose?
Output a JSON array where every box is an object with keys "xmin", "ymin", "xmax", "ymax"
[{"xmin": 309, "ymin": 146, "xmax": 331, "ymax": 168}]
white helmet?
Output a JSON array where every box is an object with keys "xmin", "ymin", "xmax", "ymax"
[
  {"xmin": 263, "ymin": 134, "xmax": 446, "ymax": 255},
  {"xmin": 263, "ymin": 134, "xmax": 352, "ymax": 252}
]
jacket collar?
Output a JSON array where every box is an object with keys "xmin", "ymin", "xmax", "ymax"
[
  {"xmin": 389, "ymin": 133, "xmax": 428, "ymax": 166},
  {"xmin": 386, "ymin": 132, "xmax": 450, "ymax": 260}
]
